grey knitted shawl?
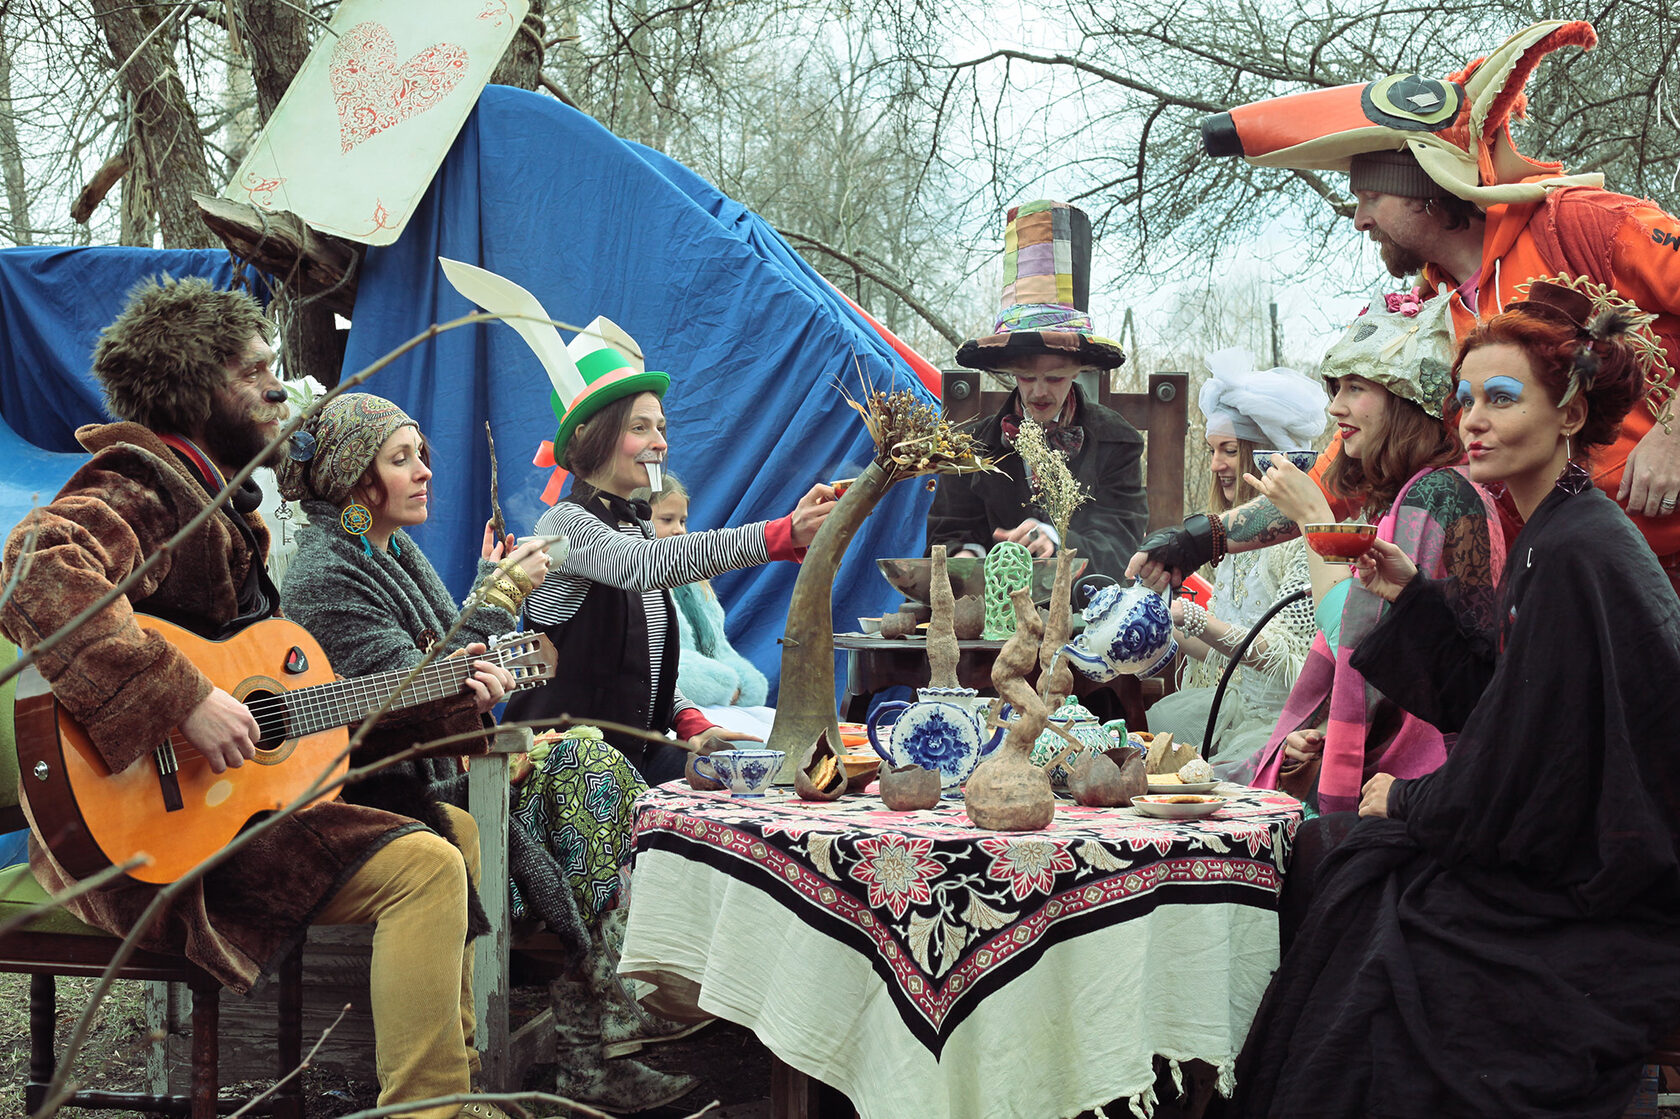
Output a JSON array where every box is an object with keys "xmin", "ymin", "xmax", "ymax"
[{"xmin": 281, "ymin": 502, "xmax": 589, "ymax": 960}]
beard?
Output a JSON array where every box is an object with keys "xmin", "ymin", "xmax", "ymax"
[
  {"xmin": 1378, "ymin": 236, "xmax": 1427, "ymax": 279},
  {"xmin": 201, "ymin": 391, "xmax": 288, "ymax": 471}
]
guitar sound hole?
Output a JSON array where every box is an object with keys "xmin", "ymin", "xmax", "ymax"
[{"xmin": 245, "ymin": 689, "xmax": 292, "ymax": 752}]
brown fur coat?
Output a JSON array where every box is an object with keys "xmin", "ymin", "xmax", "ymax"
[{"xmin": 0, "ymin": 423, "xmax": 489, "ymax": 993}]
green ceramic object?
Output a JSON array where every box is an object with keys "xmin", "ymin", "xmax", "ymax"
[{"xmin": 982, "ymin": 542, "xmax": 1033, "ymax": 639}]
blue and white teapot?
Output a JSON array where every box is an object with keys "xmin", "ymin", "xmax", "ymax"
[
  {"xmin": 866, "ymin": 687, "xmax": 1007, "ymax": 794},
  {"xmin": 1060, "ymin": 582, "xmax": 1178, "ymax": 682}
]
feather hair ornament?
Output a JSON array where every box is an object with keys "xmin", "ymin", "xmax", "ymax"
[{"xmin": 1516, "ymin": 274, "xmax": 1672, "ymax": 430}]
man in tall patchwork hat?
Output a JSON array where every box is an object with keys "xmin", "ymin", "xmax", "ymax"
[
  {"xmin": 0, "ymin": 276, "xmax": 519, "ymax": 1119},
  {"xmin": 1134, "ymin": 20, "xmax": 1680, "ymax": 591},
  {"xmin": 926, "ymin": 199, "xmax": 1148, "ymax": 581}
]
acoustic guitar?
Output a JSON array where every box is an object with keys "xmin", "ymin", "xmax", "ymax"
[{"xmin": 15, "ymin": 615, "xmax": 557, "ymax": 884}]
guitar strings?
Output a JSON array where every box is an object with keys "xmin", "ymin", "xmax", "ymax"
[
  {"xmin": 233, "ymin": 641, "xmax": 537, "ymax": 720},
  {"xmin": 157, "ymin": 642, "xmax": 547, "ymax": 769}
]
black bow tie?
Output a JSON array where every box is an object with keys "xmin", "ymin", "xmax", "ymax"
[{"xmin": 575, "ymin": 483, "xmax": 650, "ymax": 523}]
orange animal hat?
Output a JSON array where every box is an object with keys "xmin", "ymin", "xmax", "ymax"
[{"xmin": 1200, "ymin": 21, "xmax": 1603, "ymax": 205}]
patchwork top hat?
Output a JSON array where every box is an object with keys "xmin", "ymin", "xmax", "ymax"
[
  {"xmin": 439, "ymin": 258, "xmax": 669, "ymax": 504},
  {"xmin": 956, "ymin": 200, "xmax": 1125, "ymax": 372}
]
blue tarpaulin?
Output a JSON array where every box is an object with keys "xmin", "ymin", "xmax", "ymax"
[
  {"xmin": 0, "ymin": 246, "xmax": 254, "ymax": 533},
  {"xmin": 342, "ymin": 85, "xmax": 936, "ymax": 699}
]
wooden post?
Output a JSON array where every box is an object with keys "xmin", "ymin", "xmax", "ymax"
[{"xmin": 468, "ymin": 726, "xmax": 530, "ymax": 1090}]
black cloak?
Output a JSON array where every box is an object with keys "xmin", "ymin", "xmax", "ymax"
[{"xmin": 1233, "ymin": 479, "xmax": 1680, "ymax": 1118}]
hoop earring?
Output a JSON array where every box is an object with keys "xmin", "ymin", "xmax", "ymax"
[{"xmin": 341, "ymin": 502, "xmax": 375, "ymax": 557}]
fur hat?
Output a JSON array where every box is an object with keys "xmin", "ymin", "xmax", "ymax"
[{"xmin": 92, "ymin": 275, "xmax": 271, "ymax": 434}]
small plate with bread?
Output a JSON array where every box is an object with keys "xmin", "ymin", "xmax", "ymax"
[{"xmin": 1130, "ymin": 730, "xmax": 1218, "ymax": 793}]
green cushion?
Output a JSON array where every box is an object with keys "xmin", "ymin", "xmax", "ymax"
[
  {"xmin": 0, "ymin": 636, "xmax": 17, "ymax": 811},
  {"xmin": 0, "ymin": 861, "xmax": 111, "ymax": 936}
]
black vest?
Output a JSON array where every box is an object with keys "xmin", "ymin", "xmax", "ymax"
[{"xmin": 504, "ymin": 490, "xmax": 683, "ymax": 782}]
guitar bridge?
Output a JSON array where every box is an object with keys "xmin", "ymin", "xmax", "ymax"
[{"xmin": 155, "ymin": 744, "xmax": 184, "ymax": 813}]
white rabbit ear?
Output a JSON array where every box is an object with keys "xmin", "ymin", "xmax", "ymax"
[
  {"xmin": 569, "ymin": 315, "xmax": 644, "ymax": 372},
  {"xmin": 564, "ymin": 314, "xmax": 641, "ymax": 369},
  {"xmin": 439, "ymin": 257, "xmax": 587, "ymax": 403}
]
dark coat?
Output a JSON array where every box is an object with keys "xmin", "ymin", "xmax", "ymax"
[
  {"xmin": 923, "ymin": 385, "xmax": 1147, "ymax": 581},
  {"xmin": 0, "ymin": 423, "xmax": 455, "ymax": 994},
  {"xmin": 1233, "ymin": 482, "xmax": 1680, "ymax": 1118}
]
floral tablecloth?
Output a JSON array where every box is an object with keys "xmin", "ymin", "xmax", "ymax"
[{"xmin": 619, "ymin": 783, "xmax": 1302, "ymax": 1119}]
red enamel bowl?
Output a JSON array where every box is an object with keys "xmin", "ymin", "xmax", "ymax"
[{"xmin": 1303, "ymin": 522, "xmax": 1377, "ymax": 559}]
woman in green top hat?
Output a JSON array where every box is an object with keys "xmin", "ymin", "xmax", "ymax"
[{"xmin": 504, "ymin": 317, "xmax": 834, "ymax": 784}]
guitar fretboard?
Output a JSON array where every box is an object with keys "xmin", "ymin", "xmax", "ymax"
[{"xmin": 279, "ymin": 643, "xmax": 542, "ymax": 739}]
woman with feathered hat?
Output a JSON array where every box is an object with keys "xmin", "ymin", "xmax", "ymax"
[{"xmin": 1233, "ymin": 277, "xmax": 1680, "ymax": 1118}]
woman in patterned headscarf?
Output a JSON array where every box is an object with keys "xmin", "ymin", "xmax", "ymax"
[
  {"xmin": 1234, "ymin": 295, "xmax": 1505, "ymax": 816},
  {"xmin": 277, "ymin": 393, "xmax": 696, "ymax": 1113}
]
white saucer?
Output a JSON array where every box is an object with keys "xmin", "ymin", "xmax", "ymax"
[{"xmin": 1130, "ymin": 794, "xmax": 1225, "ymax": 820}]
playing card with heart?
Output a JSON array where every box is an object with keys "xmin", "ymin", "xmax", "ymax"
[{"xmin": 222, "ymin": 0, "xmax": 528, "ymax": 245}]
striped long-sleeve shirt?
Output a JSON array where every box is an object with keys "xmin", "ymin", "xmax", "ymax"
[{"xmin": 523, "ymin": 500, "xmax": 773, "ymax": 724}]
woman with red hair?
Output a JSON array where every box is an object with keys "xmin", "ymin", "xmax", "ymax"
[{"xmin": 1233, "ymin": 278, "xmax": 1680, "ymax": 1118}]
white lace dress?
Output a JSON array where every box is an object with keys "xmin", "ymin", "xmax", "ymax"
[{"xmin": 1146, "ymin": 539, "xmax": 1316, "ymax": 776}]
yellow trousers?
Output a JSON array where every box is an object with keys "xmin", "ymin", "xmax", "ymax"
[{"xmin": 317, "ymin": 804, "xmax": 480, "ymax": 1119}]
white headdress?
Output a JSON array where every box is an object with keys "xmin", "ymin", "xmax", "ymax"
[{"xmin": 1199, "ymin": 348, "xmax": 1330, "ymax": 450}]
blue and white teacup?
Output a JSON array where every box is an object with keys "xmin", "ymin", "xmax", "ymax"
[
  {"xmin": 692, "ymin": 748, "xmax": 782, "ymax": 797},
  {"xmin": 1251, "ymin": 449, "xmax": 1320, "ymax": 475}
]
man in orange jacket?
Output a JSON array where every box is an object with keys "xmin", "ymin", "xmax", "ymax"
[{"xmin": 1130, "ymin": 20, "xmax": 1680, "ymax": 589}]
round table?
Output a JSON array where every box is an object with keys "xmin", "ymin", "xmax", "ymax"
[{"xmin": 619, "ymin": 781, "xmax": 1303, "ymax": 1119}]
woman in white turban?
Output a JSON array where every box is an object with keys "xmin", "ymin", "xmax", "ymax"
[{"xmin": 1147, "ymin": 349, "xmax": 1329, "ymax": 774}]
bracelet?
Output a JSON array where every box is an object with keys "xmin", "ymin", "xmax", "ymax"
[
  {"xmin": 1206, "ymin": 512, "xmax": 1227, "ymax": 566},
  {"xmin": 477, "ymin": 575, "xmax": 526, "ymax": 615},
  {"xmin": 480, "ymin": 590, "xmax": 521, "ymax": 615},
  {"xmin": 1179, "ymin": 600, "xmax": 1209, "ymax": 639},
  {"xmin": 499, "ymin": 560, "xmax": 536, "ymax": 597}
]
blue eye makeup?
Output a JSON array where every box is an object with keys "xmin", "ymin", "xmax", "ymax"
[
  {"xmin": 1455, "ymin": 381, "xmax": 1474, "ymax": 408},
  {"xmin": 1483, "ymin": 375, "xmax": 1525, "ymax": 403}
]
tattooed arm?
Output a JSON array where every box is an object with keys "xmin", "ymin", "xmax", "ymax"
[
  {"xmin": 1126, "ymin": 496, "xmax": 1303, "ymax": 586},
  {"xmin": 1225, "ymin": 496, "xmax": 1302, "ymax": 549}
]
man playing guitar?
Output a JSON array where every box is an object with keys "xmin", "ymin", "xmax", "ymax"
[{"xmin": 1, "ymin": 277, "xmax": 519, "ymax": 1119}]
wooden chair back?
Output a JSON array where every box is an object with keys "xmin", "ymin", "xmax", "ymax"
[{"xmin": 939, "ymin": 368, "xmax": 1190, "ymax": 532}]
